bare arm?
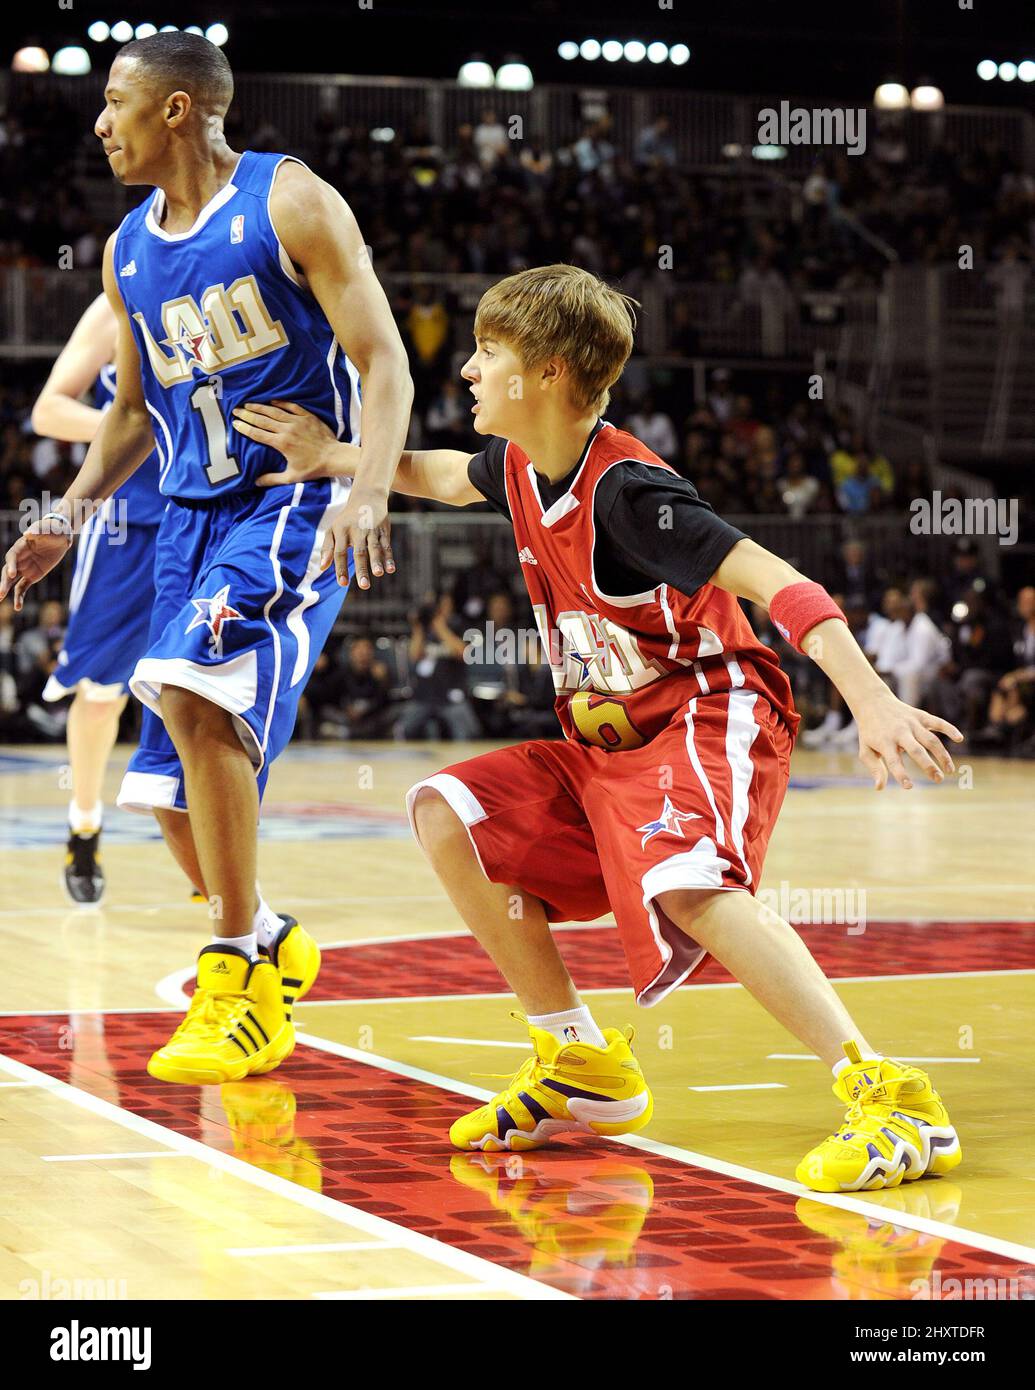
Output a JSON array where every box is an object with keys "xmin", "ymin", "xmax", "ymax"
[
  {"xmin": 712, "ymin": 538, "xmax": 963, "ymax": 789},
  {"xmin": 269, "ymin": 161, "xmax": 414, "ymax": 587},
  {"xmin": 232, "ymin": 400, "xmax": 483, "ymax": 504},
  {"xmin": 31, "ymin": 292, "xmax": 117, "ymax": 443},
  {"xmin": 1, "ymin": 237, "xmax": 155, "ymax": 607}
]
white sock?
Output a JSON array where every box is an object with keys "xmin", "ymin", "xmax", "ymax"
[
  {"xmin": 527, "ymin": 1005, "xmax": 606, "ymax": 1049},
  {"xmin": 211, "ymin": 932, "xmax": 258, "ymax": 960},
  {"xmin": 69, "ymin": 800, "xmax": 102, "ymax": 835},
  {"xmin": 833, "ymin": 1051, "xmax": 884, "ymax": 1079},
  {"xmin": 253, "ymin": 895, "xmax": 283, "ymax": 951}
]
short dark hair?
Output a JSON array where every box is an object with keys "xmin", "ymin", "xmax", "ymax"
[{"xmin": 116, "ymin": 32, "xmax": 233, "ymax": 115}]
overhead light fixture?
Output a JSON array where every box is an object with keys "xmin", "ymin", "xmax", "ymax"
[
  {"xmin": 135, "ymin": 23, "xmax": 157, "ymax": 39},
  {"xmin": 458, "ymin": 58, "xmax": 495, "ymax": 88},
  {"xmin": 1019, "ymin": 60, "xmax": 1035, "ymax": 82},
  {"xmin": 752, "ymin": 144, "xmax": 787, "ymax": 160},
  {"xmin": 976, "ymin": 60, "xmax": 997, "ymax": 80},
  {"xmin": 497, "ymin": 59, "xmax": 533, "ymax": 91},
  {"xmin": 999, "ymin": 61, "xmax": 1018, "ymax": 81},
  {"xmin": 647, "ymin": 42, "xmax": 669, "ymax": 64},
  {"xmin": 87, "ymin": 22, "xmax": 110, "ymax": 42},
  {"xmin": 52, "ymin": 46, "xmax": 91, "ymax": 75},
  {"xmin": 579, "ymin": 39, "xmax": 601, "ymax": 61},
  {"xmin": 874, "ymin": 82, "xmax": 910, "ymax": 109},
  {"xmin": 910, "ymin": 85, "xmax": 944, "ymax": 110},
  {"xmin": 623, "ymin": 41, "xmax": 646, "ymax": 63},
  {"xmin": 558, "ymin": 42, "xmax": 579, "ymax": 61},
  {"xmin": 670, "ymin": 43, "xmax": 690, "ymax": 65},
  {"xmin": 110, "ymin": 20, "xmax": 133, "ymax": 42},
  {"xmin": 601, "ymin": 41, "xmax": 623, "ymax": 62},
  {"xmin": 12, "ymin": 46, "xmax": 50, "ymax": 72},
  {"xmin": 205, "ymin": 23, "xmax": 229, "ymax": 46}
]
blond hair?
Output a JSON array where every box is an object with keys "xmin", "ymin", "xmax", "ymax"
[{"xmin": 474, "ymin": 264, "xmax": 638, "ymax": 414}]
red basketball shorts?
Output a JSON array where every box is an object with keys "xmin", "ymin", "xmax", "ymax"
[{"xmin": 406, "ymin": 688, "xmax": 794, "ymax": 1006}]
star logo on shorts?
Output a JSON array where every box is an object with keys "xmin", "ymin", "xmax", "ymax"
[
  {"xmin": 637, "ymin": 795, "xmax": 700, "ymax": 849},
  {"xmin": 185, "ymin": 584, "xmax": 243, "ymax": 657}
]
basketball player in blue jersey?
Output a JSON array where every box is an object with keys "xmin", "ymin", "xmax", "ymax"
[
  {"xmin": 32, "ymin": 292, "xmax": 167, "ymax": 905},
  {"xmin": 2, "ymin": 31, "xmax": 413, "ymax": 1085}
]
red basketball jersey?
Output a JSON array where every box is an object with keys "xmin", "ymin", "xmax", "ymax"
[{"xmin": 501, "ymin": 422, "xmax": 799, "ymax": 751}]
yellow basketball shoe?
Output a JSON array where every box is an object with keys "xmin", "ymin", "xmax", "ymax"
[
  {"xmin": 258, "ymin": 915, "xmax": 321, "ymax": 1022},
  {"xmin": 796, "ymin": 1041, "xmax": 962, "ymax": 1192},
  {"xmin": 449, "ymin": 1018, "xmax": 654, "ymax": 1152},
  {"xmin": 147, "ymin": 947, "xmax": 295, "ymax": 1085}
]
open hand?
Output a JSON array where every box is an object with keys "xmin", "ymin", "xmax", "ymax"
[
  {"xmin": 0, "ymin": 521, "xmax": 73, "ymax": 610},
  {"xmin": 852, "ymin": 690, "xmax": 963, "ymax": 790},
  {"xmin": 232, "ymin": 401, "xmax": 358, "ymax": 486},
  {"xmin": 320, "ymin": 487, "xmax": 395, "ymax": 590}
]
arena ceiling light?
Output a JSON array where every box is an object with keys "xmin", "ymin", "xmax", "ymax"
[
  {"xmin": 1019, "ymin": 61, "xmax": 1035, "ymax": 82},
  {"xmin": 976, "ymin": 60, "xmax": 997, "ymax": 80},
  {"xmin": 567, "ymin": 39, "xmax": 686, "ymax": 65},
  {"xmin": 601, "ymin": 40, "xmax": 624, "ymax": 62},
  {"xmin": 458, "ymin": 58, "xmax": 495, "ymax": 87},
  {"xmin": 647, "ymin": 42, "xmax": 668, "ymax": 64},
  {"xmin": 52, "ymin": 46, "xmax": 91, "ymax": 75},
  {"xmin": 579, "ymin": 39, "xmax": 601, "ymax": 61},
  {"xmin": 12, "ymin": 46, "xmax": 49, "ymax": 72},
  {"xmin": 497, "ymin": 59, "xmax": 533, "ymax": 91},
  {"xmin": 670, "ymin": 44, "xmax": 690, "ymax": 65},
  {"xmin": 874, "ymin": 82, "xmax": 910, "ymax": 109},
  {"xmin": 160, "ymin": 25, "xmax": 178, "ymax": 32},
  {"xmin": 558, "ymin": 42, "xmax": 579, "ymax": 61},
  {"xmin": 184, "ymin": 25, "xmax": 204, "ymax": 36},
  {"xmin": 135, "ymin": 23, "xmax": 158, "ymax": 39},
  {"xmin": 999, "ymin": 61, "xmax": 1018, "ymax": 81},
  {"xmin": 205, "ymin": 23, "xmax": 229, "ymax": 46},
  {"xmin": 87, "ymin": 22, "xmax": 110, "ymax": 42},
  {"xmin": 110, "ymin": 20, "xmax": 133, "ymax": 42},
  {"xmin": 623, "ymin": 41, "xmax": 646, "ymax": 63},
  {"xmin": 910, "ymin": 85, "xmax": 944, "ymax": 110}
]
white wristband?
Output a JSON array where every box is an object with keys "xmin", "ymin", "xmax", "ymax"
[{"xmin": 40, "ymin": 511, "xmax": 74, "ymax": 539}]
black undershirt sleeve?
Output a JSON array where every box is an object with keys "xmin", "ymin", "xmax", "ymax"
[
  {"xmin": 466, "ymin": 437, "xmax": 511, "ymax": 518},
  {"xmin": 595, "ymin": 462, "xmax": 749, "ymax": 598}
]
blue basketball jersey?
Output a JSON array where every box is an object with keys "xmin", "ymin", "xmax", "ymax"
[
  {"xmin": 112, "ymin": 150, "xmax": 362, "ymax": 501},
  {"xmin": 94, "ymin": 364, "xmax": 166, "ymax": 526}
]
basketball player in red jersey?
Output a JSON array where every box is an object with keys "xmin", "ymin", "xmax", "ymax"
[{"xmin": 233, "ymin": 264, "xmax": 965, "ymax": 1193}]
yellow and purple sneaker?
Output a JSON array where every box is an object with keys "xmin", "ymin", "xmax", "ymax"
[{"xmin": 796, "ymin": 1041, "xmax": 962, "ymax": 1192}]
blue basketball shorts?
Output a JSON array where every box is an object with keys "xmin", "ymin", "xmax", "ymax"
[
  {"xmin": 117, "ymin": 479, "xmax": 352, "ymax": 814},
  {"xmin": 43, "ymin": 504, "xmax": 160, "ymax": 702}
]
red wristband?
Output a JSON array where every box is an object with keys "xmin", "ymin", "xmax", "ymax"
[{"xmin": 769, "ymin": 581, "xmax": 847, "ymax": 653}]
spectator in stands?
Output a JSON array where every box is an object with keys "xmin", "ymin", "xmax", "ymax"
[
  {"xmin": 707, "ymin": 369, "xmax": 735, "ymax": 423},
  {"xmin": 635, "ymin": 114, "xmax": 677, "ymax": 169},
  {"xmin": 627, "ymin": 392, "xmax": 678, "ymax": 463},
  {"xmin": 778, "ymin": 449, "xmax": 820, "ymax": 517},
  {"xmin": 396, "ymin": 594, "xmax": 481, "ymax": 741},
  {"xmin": 474, "ymin": 108, "xmax": 508, "ymax": 169},
  {"xmin": 340, "ymin": 636, "xmax": 392, "ymax": 740},
  {"xmin": 425, "ymin": 378, "xmax": 469, "ymax": 450},
  {"xmin": 14, "ymin": 598, "xmax": 66, "ymax": 740},
  {"xmin": 934, "ymin": 585, "xmax": 1016, "ymax": 733},
  {"xmin": 972, "ymin": 586, "xmax": 1035, "ymax": 750},
  {"xmin": 836, "ymin": 453, "xmax": 881, "ymax": 514}
]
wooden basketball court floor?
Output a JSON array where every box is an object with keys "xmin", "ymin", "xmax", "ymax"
[{"xmin": 1, "ymin": 739, "xmax": 1032, "ymax": 1301}]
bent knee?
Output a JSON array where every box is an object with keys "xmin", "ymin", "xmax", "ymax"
[
  {"xmin": 411, "ymin": 786, "xmax": 469, "ymax": 854},
  {"xmin": 159, "ymin": 684, "xmax": 231, "ymax": 737}
]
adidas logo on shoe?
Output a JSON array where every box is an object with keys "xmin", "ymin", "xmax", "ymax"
[{"xmin": 211, "ymin": 960, "xmax": 231, "ymax": 974}]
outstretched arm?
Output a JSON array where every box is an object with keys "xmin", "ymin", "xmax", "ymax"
[{"xmin": 712, "ymin": 537, "xmax": 963, "ymax": 789}]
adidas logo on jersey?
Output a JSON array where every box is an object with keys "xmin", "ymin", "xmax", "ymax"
[
  {"xmin": 517, "ymin": 547, "xmax": 538, "ymax": 565},
  {"xmin": 119, "ymin": 260, "xmax": 137, "ymax": 277},
  {"xmin": 230, "ymin": 214, "xmax": 245, "ymax": 244}
]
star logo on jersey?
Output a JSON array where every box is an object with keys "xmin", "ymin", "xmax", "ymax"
[
  {"xmin": 567, "ymin": 647, "xmax": 596, "ymax": 689},
  {"xmin": 164, "ymin": 324, "xmax": 211, "ymax": 367},
  {"xmin": 637, "ymin": 795, "xmax": 700, "ymax": 849},
  {"xmin": 185, "ymin": 584, "xmax": 244, "ymax": 657}
]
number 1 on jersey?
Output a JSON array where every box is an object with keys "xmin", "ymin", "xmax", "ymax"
[{"xmin": 190, "ymin": 377, "xmax": 241, "ymax": 486}]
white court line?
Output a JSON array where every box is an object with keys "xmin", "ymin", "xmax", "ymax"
[
  {"xmin": 42, "ymin": 1150, "xmax": 192, "ymax": 1162},
  {"xmin": 312, "ymin": 1283, "xmax": 510, "ymax": 1300},
  {"xmin": 292, "ymin": 1028, "xmax": 1035, "ymax": 1268},
  {"xmin": 769, "ymin": 1054, "xmax": 983, "ymax": 1064},
  {"xmin": 688, "ymin": 1083, "xmax": 786, "ymax": 1092},
  {"xmin": 228, "ymin": 1241, "xmax": 399, "ymax": 1257},
  {"xmin": 410, "ymin": 1036, "xmax": 528, "ymax": 1049},
  {"xmin": 0, "ymin": 1048, "xmax": 572, "ymax": 1302}
]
